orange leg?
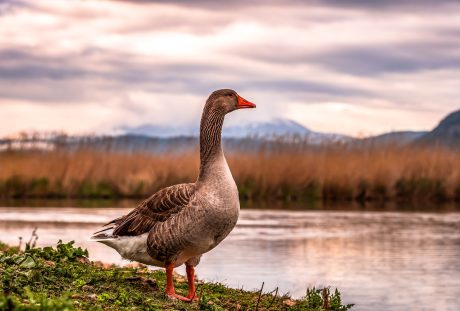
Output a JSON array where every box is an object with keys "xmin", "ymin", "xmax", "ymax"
[
  {"xmin": 165, "ymin": 263, "xmax": 190, "ymax": 302},
  {"xmin": 186, "ymin": 265, "xmax": 198, "ymax": 301}
]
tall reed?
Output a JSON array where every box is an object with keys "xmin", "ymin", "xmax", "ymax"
[{"xmin": 0, "ymin": 144, "xmax": 459, "ymax": 203}]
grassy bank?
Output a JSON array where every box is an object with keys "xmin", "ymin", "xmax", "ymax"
[
  {"xmin": 0, "ymin": 241, "xmax": 353, "ymax": 311},
  {"xmin": 1, "ymin": 145, "xmax": 460, "ymax": 203}
]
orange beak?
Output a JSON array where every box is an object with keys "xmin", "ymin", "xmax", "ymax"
[{"xmin": 237, "ymin": 95, "xmax": 256, "ymax": 109}]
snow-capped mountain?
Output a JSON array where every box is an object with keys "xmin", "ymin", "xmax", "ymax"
[
  {"xmin": 120, "ymin": 118, "xmax": 351, "ymax": 144},
  {"xmin": 221, "ymin": 119, "xmax": 311, "ymax": 138}
]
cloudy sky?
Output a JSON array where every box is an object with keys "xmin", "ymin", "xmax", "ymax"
[{"xmin": 1, "ymin": 0, "xmax": 460, "ymax": 137}]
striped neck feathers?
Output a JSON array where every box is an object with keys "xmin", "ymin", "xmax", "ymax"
[{"xmin": 198, "ymin": 105, "xmax": 226, "ymax": 179}]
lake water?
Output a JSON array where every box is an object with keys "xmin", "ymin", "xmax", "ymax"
[{"xmin": 1, "ymin": 203, "xmax": 460, "ymax": 311}]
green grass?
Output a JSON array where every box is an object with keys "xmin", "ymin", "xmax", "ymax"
[{"xmin": 0, "ymin": 241, "xmax": 353, "ymax": 311}]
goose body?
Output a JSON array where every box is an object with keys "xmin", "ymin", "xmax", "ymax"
[{"xmin": 91, "ymin": 89, "xmax": 255, "ymax": 301}]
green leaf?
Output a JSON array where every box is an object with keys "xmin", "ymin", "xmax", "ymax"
[{"xmin": 19, "ymin": 256, "xmax": 36, "ymax": 269}]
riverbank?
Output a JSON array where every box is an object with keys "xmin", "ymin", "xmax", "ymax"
[
  {"xmin": 1, "ymin": 146, "xmax": 460, "ymax": 204},
  {"xmin": 0, "ymin": 241, "xmax": 353, "ymax": 311}
]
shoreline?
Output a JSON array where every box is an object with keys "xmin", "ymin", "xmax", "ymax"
[
  {"xmin": 0, "ymin": 241, "xmax": 354, "ymax": 310},
  {"xmin": 1, "ymin": 198, "xmax": 460, "ymax": 212}
]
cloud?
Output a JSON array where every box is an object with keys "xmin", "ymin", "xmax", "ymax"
[
  {"xmin": 307, "ymin": 43, "xmax": 460, "ymax": 76},
  {"xmin": 115, "ymin": 0, "xmax": 459, "ymax": 9},
  {"xmin": 319, "ymin": 0, "xmax": 460, "ymax": 10},
  {"xmin": 0, "ymin": 46, "xmax": 371, "ymax": 103},
  {"xmin": 0, "ymin": 0, "xmax": 459, "ymax": 137}
]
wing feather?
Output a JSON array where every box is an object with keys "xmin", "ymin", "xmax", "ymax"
[{"xmin": 107, "ymin": 183, "xmax": 195, "ymax": 236}]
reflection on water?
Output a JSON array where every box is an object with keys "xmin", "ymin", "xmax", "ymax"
[{"xmin": 1, "ymin": 205, "xmax": 460, "ymax": 311}]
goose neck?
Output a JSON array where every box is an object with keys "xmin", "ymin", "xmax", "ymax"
[{"xmin": 198, "ymin": 107, "xmax": 226, "ymax": 181}]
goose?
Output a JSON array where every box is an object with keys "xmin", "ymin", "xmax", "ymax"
[{"xmin": 91, "ymin": 89, "xmax": 256, "ymax": 302}]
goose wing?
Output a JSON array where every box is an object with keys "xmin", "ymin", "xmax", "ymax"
[{"xmin": 103, "ymin": 183, "xmax": 196, "ymax": 237}]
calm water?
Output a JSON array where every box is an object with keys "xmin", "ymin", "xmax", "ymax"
[{"xmin": 1, "ymin": 204, "xmax": 460, "ymax": 311}]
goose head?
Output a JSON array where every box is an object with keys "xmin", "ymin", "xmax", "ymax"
[
  {"xmin": 198, "ymin": 89, "xmax": 256, "ymax": 177},
  {"xmin": 206, "ymin": 89, "xmax": 256, "ymax": 114}
]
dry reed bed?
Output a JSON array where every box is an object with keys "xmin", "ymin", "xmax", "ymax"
[{"xmin": 0, "ymin": 146, "xmax": 459, "ymax": 202}]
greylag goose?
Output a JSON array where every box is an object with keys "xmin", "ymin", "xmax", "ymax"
[{"xmin": 91, "ymin": 89, "xmax": 256, "ymax": 302}]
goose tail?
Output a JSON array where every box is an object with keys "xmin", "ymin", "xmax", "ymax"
[{"xmin": 89, "ymin": 225, "xmax": 118, "ymax": 242}]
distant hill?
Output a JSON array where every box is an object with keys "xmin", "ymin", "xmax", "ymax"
[
  {"xmin": 118, "ymin": 124, "xmax": 197, "ymax": 138},
  {"xmin": 3, "ymin": 111, "xmax": 460, "ymax": 152},
  {"xmin": 0, "ymin": 118, "xmax": 351, "ymax": 153},
  {"xmin": 358, "ymin": 131, "xmax": 427, "ymax": 147},
  {"xmin": 121, "ymin": 118, "xmax": 352, "ymax": 144},
  {"xmin": 416, "ymin": 110, "xmax": 460, "ymax": 147}
]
